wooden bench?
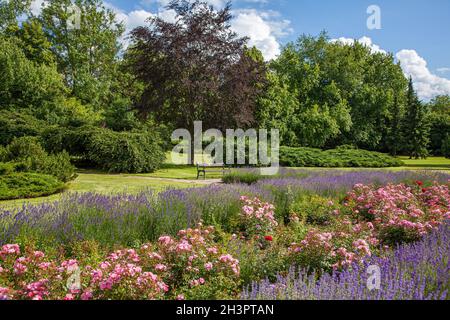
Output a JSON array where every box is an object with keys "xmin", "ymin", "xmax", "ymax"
[{"xmin": 196, "ymin": 164, "xmax": 231, "ymax": 179}]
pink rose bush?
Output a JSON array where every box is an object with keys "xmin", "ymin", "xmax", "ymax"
[
  {"xmin": 240, "ymin": 196, "xmax": 278, "ymax": 243},
  {"xmin": 0, "ymin": 224, "xmax": 240, "ymax": 300},
  {"xmin": 344, "ymin": 182, "xmax": 449, "ymax": 245},
  {"xmin": 287, "ymin": 181, "xmax": 449, "ymax": 271},
  {"xmin": 0, "ymin": 243, "xmax": 168, "ymax": 300},
  {"xmin": 288, "ymin": 229, "xmax": 373, "ymax": 271},
  {"xmin": 142, "ymin": 223, "xmax": 241, "ymax": 299}
]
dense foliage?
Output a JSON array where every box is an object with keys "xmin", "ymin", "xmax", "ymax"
[
  {"xmin": 42, "ymin": 126, "xmax": 165, "ymax": 173},
  {"xmin": 2, "ymin": 136, "xmax": 77, "ymax": 183},
  {"xmin": 258, "ymin": 32, "xmax": 408, "ymax": 150},
  {"xmin": 279, "ymin": 146, "xmax": 404, "ymax": 168}
]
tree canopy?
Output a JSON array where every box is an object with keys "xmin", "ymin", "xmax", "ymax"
[{"xmin": 127, "ymin": 0, "xmax": 266, "ymax": 132}]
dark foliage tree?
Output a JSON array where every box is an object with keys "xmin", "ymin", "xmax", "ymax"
[
  {"xmin": 428, "ymin": 95, "xmax": 450, "ymax": 155},
  {"xmin": 386, "ymin": 94, "xmax": 404, "ymax": 156},
  {"xmin": 127, "ymin": 0, "xmax": 266, "ymax": 144},
  {"xmin": 403, "ymin": 77, "xmax": 430, "ymax": 159}
]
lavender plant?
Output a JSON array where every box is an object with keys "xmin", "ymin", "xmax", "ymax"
[
  {"xmin": 242, "ymin": 222, "xmax": 449, "ymax": 300},
  {"xmin": 1, "ymin": 170, "xmax": 448, "ymax": 249}
]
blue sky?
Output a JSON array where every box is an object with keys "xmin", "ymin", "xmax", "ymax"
[{"xmin": 97, "ymin": 0, "xmax": 450, "ymax": 99}]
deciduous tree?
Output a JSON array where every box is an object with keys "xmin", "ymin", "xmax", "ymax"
[{"xmin": 127, "ymin": 0, "xmax": 266, "ymax": 148}]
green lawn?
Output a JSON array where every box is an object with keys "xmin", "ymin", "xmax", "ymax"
[
  {"xmin": 2, "ymin": 156, "xmax": 448, "ymax": 209},
  {"xmin": 399, "ymin": 156, "xmax": 450, "ymax": 170},
  {"xmin": 0, "ymin": 171, "xmax": 203, "ymax": 209}
]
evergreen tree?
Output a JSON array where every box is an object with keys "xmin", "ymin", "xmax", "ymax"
[
  {"xmin": 442, "ymin": 133, "xmax": 450, "ymax": 159},
  {"xmin": 387, "ymin": 94, "xmax": 403, "ymax": 156},
  {"xmin": 403, "ymin": 77, "xmax": 430, "ymax": 159}
]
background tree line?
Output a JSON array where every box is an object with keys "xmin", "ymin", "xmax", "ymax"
[{"xmin": 0, "ymin": 0, "xmax": 449, "ymax": 169}]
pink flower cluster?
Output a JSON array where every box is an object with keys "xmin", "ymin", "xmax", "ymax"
[
  {"xmin": 151, "ymin": 224, "xmax": 240, "ymax": 283},
  {"xmin": 84, "ymin": 248, "xmax": 167, "ymax": 300},
  {"xmin": 288, "ymin": 229, "xmax": 372, "ymax": 270},
  {"xmin": 240, "ymin": 196, "xmax": 278, "ymax": 240},
  {"xmin": 0, "ymin": 224, "xmax": 240, "ymax": 300},
  {"xmin": 287, "ymin": 181, "xmax": 449, "ymax": 271},
  {"xmin": 345, "ymin": 182, "xmax": 450, "ymax": 238}
]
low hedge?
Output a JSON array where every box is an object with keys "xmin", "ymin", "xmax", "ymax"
[
  {"xmin": 222, "ymin": 172, "xmax": 263, "ymax": 185},
  {"xmin": 0, "ymin": 173, "xmax": 65, "ymax": 200},
  {"xmin": 280, "ymin": 146, "xmax": 404, "ymax": 168}
]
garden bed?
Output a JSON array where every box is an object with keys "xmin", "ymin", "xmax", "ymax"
[{"xmin": 0, "ymin": 170, "xmax": 449, "ymax": 300}]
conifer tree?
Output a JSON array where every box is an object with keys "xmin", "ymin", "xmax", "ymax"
[
  {"xmin": 403, "ymin": 77, "xmax": 430, "ymax": 159},
  {"xmin": 387, "ymin": 94, "xmax": 404, "ymax": 156}
]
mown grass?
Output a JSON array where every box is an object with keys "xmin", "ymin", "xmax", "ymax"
[
  {"xmin": 0, "ymin": 171, "xmax": 202, "ymax": 209},
  {"xmin": 400, "ymin": 156, "xmax": 450, "ymax": 170}
]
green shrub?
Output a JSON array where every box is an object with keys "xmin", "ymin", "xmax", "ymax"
[
  {"xmin": 0, "ymin": 145, "xmax": 7, "ymax": 162},
  {"xmin": 87, "ymin": 130, "xmax": 165, "ymax": 173},
  {"xmin": 0, "ymin": 162, "xmax": 15, "ymax": 175},
  {"xmin": 41, "ymin": 126, "xmax": 165, "ymax": 173},
  {"xmin": 280, "ymin": 146, "xmax": 404, "ymax": 168},
  {"xmin": 290, "ymin": 195, "xmax": 338, "ymax": 226},
  {"xmin": 41, "ymin": 125, "xmax": 99, "ymax": 156},
  {"xmin": 40, "ymin": 151, "xmax": 78, "ymax": 183},
  {"xmin": 378, "ymin": 226, "xmax": 421, "ymax": 246},
  {"xmin": 222, "ymin": 172, "xmax": 262, "ymax": 185},
  {"xmin": 0, "ymin": 173, "xmax": 65, "ymax": 200},
  {"xmin": 6, "ymin": 136, "xmax": 47, "ymax": 161},
  {"xmin": 5, "ymin": 137, "xmax": 77, "ymax": 182},
  {"xmin": 0, "ymin": 110, "xmax": 49, "ymax": 146}
]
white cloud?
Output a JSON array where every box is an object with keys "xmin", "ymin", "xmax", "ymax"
[
  {"xmin": 331, "ymin": 36, "xmax": 386, "ymax": 55},
  {"xmin": 396, "ymin": 50, "xmax": 450, "ymax": 101},
  {"xmin": 332, "ymin": 36, "xmax": 450, "ymax": 100},
  {"xmin": 231, "ymin": 9, "xmax": 292, "ymax": 61}
]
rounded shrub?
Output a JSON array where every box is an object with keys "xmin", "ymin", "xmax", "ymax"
[
  {"xmin": 87, "ymin": 130, "xmax": 165, "ymax": 173},
  {"xmin": 6, "ymin": 136, "xmax": 47, "ymax": 161},
  {"xmin": 0, "ymin": 173, "xmax": 65, "ymax": 200},
  {"xmin": 5, "ymin": 136, "xmax": 77, "ymax": 182},
  {"xmin": 41, "ymin": 126, "xmax": 165, "ymax": 173}
]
